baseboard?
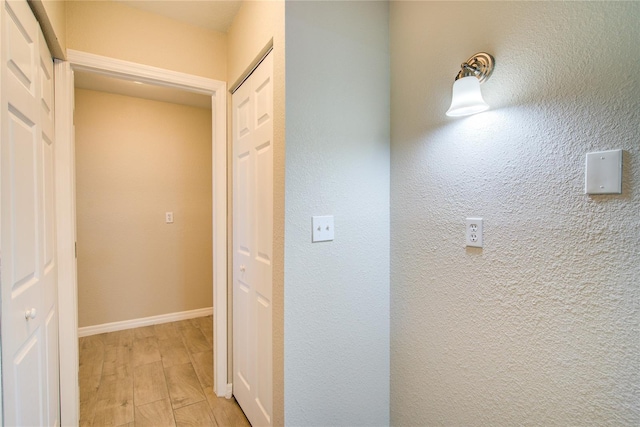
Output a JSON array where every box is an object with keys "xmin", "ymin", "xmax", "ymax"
[
  {"xmin": 78, "ymin": 307, "xmax": 213, "ymax": 337},
  {"xmin": 225, "ymin": 383, "xmax": 233, "ymax": 399}
]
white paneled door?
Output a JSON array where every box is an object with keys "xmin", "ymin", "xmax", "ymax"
[
  {"xmin": 233, "ymin": 51, "xmax": 273, "ymax": 426},
  {"xmin": 1, "ymin": 0, "xmax": 60, "ymax": 425}
]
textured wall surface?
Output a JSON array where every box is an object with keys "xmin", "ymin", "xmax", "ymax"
[
  {"xmin": 75, "ymin": 89, "xmax": 213, "ymax": 327},
  {"xmin": 390, "ymin": 2, "xmax": 640, "ymax": 425},
  {"xmin": 29, "ymin": 0, "xmax": 66, "ymax": 59},
  {"xmin": 66, "ymin": 1, "xmax": 227, "ymax": 80},
  {"xmin": 285, "ymin": 2, "xmax": 390, "ymax": 425}
]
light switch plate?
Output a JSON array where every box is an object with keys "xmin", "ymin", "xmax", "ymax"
[
  {"xmin": 312, "ymin": 215, "xmax": 334, "ymax": 242},
  {"xmin": 585, "ymin": 149, "xmax": 622, "ymax": 194}
]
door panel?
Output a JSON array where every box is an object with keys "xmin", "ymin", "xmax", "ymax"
[
  {"xmin": 235, "ymin": 280, "xmax": 252, "ymax": 390},
  {"xmin": 5, "ymin": 1, "xmax": 35, "ymax": 93},
  {"xmin": 255, "ymin": 141, "xmax": 272, "ymax": 267},
  {"xmin": 233, "ymin": 52, "xmax": 273, "ymax": 427},
  {"xmin": 43, "ymin": 134, "xmax": 55, "ymax": 265},
  {"xmin": 14, "ymin": 334, "xmax": 44, "ymax": 426},
  {"xmin": 10, "ymin": 111, "xmax": 38, "ymax": 285},
  {"xmin": 44, "ymin": 307, "xmax": 59, "ymax": 426},
  {"xmin": 2, "ymin": 1, "xmax": 59, "ymax": 425}
]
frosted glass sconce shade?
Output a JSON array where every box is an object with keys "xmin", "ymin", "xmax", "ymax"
[
  {"xmin": 446, "ymin": 76, "xmax": 489, "ymax": 117},
  {"xmin": 445, "ymin": 52, "xmax": 495, "ymax": 117}
]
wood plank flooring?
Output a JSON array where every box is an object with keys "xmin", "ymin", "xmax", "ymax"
[{"xmin": 79, "ymin": 316, "xmax": 250, "ymax": 427}]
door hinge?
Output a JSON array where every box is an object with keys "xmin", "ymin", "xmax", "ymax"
[{"xmin": 75, "ymin": 242, "xmax": 77, "ymax": 258}]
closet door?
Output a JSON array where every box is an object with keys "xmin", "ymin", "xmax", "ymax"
[
  {"xmin": 232, "ymin": 51, "xmax": 273, "ymax": 427},
  {"xmin": 1, "ymin": 0, "xmax": 60, "ymax": 425}
]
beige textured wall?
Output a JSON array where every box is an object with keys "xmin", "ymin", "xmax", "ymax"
[
  {"xmin": 226, "ymin": 2, "xmax": 285, "ymax": 425},
  {"xmin": 66, "ymin": 1, "xmax": 226, "ymax": 80},
  {"xmin": 29, "ymin": 0, "xmax": 66, "ymax": 59},
  {"xmin": 75, "ymin": 89, "xmax": 213, "ymax": 327},
  {"xmin": 227, "ymin": 1, "xmax": 282, "ymax": 85},
  {"xmin": 391, "ymin": 2, "xmax": 640, "ymax": 425}
]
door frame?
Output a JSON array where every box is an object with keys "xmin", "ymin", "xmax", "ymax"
[{"xmin": 55, "ymin": 50, "xmax": 228, "ymax": 426}]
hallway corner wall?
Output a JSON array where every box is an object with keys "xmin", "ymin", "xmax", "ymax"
[
  {"xmin": 390, "ymin": 2, "xmax": 640, "ymax": 425},
  {"xmin": 285, "ymin": 2, "xmax": 391, "ymax": 425}
]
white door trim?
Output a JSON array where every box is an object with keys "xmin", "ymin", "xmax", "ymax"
[
  {"xmin": 54, "ymin": 59, "xmax": 78, "ymax": 426},
  {"xmin": 55, "ymin": 50, "xmax": 228, "ymax": 426}
]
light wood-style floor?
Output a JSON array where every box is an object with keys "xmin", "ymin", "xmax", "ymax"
[{"xmin": 79, "ymin": 316, "xmax": 250, "ymax": 426}]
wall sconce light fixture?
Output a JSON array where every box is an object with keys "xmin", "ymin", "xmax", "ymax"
[{"xmin": 446, "ymin": 52, "xmax": 495, "ymax": 117}]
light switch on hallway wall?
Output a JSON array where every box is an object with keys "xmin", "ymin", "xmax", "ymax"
[{"xmin": 312, "ymin": 215, "xmax": 334, "ymax": 242}]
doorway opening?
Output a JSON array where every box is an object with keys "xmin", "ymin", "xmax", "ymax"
[
  {"xmin": 55, "ymin": 50, "xmax": 228, "ymax": 426},
  {"xmin": 73, "ymin": 72, "xmax": 213, "ymax": 335}
]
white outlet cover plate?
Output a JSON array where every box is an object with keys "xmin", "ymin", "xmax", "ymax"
[
  {"xmin": 585, "ymin": 149, "xmax": 622, "ymax": 194},
  {"xmin": 312, "ymin": 215, "xmax": 334, "ymax": 242},
  {"xmin": 466, "ymin": 217, "xmax": 483, "ymax": 248}
]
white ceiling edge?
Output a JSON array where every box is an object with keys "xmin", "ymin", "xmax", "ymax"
[{"xmin": 74, "ymin": 71, "xmax": 212, "ymax": 109}]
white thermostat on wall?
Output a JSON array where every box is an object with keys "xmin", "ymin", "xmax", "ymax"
[{"xmin": 585, "ymin": 149, "xmax": 622, "ymax": 195}]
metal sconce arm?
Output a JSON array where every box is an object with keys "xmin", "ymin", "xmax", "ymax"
[{"xmin": 454, "ymin": 52, "xmax": 495, "ymax": 83}]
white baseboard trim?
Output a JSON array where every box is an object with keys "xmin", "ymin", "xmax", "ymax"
[
  {"xmin": 225, "ymin": 383, "xmax": 233, "ymax": 399},
  {"xmin": 78, "ymin": 307, "xmax": 213, "ymax": 337}
]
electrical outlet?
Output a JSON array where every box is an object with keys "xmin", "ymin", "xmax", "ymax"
[
  {"xmin": 466, "ymin": 218, "xmax": 483, "ymax": 248},
  {"xmin": 165, "ymin": 212, "xmax": 174, "ymax": 224}
]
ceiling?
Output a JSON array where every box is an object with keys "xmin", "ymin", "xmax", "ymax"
[
  {"xmin": 113, "ymin": 0, "xmax": 242, "ymax": 33},
  {"xmin": 74, "ymin": 71, "xmax": 212, "ymax": 109},
  {"xmin": 76, "ymin": 1, "xmax": 242, "ymax": 108}
]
